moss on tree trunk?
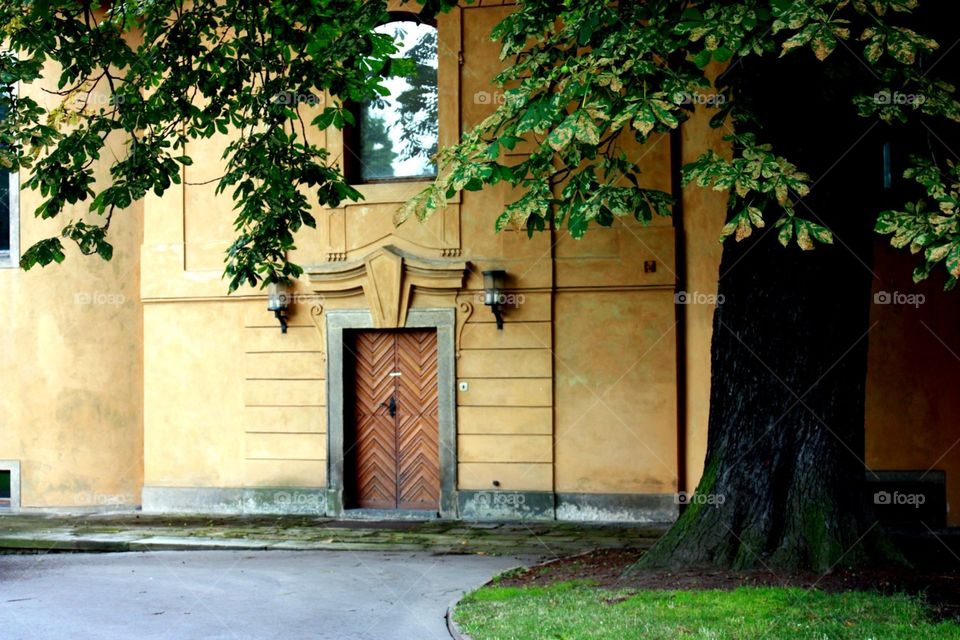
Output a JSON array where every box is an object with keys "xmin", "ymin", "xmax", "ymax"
[
  {"xmin": 640, "ymin": 47, "xmax": 915, "ymax": 572},
  {"xmin": 642, "ymin": 224, "xmax": 893, "ymax": 571}
]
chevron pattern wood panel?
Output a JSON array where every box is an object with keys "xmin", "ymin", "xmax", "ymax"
[
  {"xmin": 348, "ymin": 330, "xmax": 440, "ymax": 511},
  {"xmin": 351, "ymin": 331, "xmax": 400, "ymax": 509},
  {"xmin": 395, "ymin": 331, "xmax": 440, "ymax": 510}
]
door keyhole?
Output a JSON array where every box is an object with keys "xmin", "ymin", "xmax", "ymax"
[{"xmin": 381, "ymin": 396, "xmax": 396, "ymax": 418}]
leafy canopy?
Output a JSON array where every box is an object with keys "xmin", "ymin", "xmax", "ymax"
[
  {"xmin": 400, "ymin": 0, "xmax": 959, "ymax": 286},
  {"xmin": 0, "ymin": 0, "xmax": 426, "ymax": 290},
  {"xmin": 1, "ymin": 1, "xmax": 958, "ymax": 289}
]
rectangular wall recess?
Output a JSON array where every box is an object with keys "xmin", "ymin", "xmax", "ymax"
[{"xmin": 0, "ymin": 461, "xmax": 21, "ymax": 512}]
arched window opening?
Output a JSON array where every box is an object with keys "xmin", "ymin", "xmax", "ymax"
[{"xmin": 351, "ymin": 18, "xmax": 438, "ymax": 183}]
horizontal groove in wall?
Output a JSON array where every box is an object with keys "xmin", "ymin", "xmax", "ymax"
[
  {"xmin": 452, "ymin": 404, "xmax": 552, "ymax": 409},
  {"xmin": 446, "ymin": 284, "xmax": 673, "ymax": 294},
  {"xmin": 460, "ymin": 434, "xmax": 553, "ymax": 464},
  {"xmin": 459, "ymin": 462, "xmax": 554, "ymax": 466},
  {"xmin": 456, "ymin": 350, "xmax": 553, "ymax": 373},
  {"xmin": 245, "ymin": 352, "xmax": 323, "ymax": 357},
  {"xmin": 244, "ymin": 429, "xmax": 327, "ymax": 436},
  {"xmin": 457, "ymin": 461, "xmax": 553, "ymax": 492},
  {"xmin": 142, "ymin": 284, "xmax": 672, "ymax": 305},
  {"xmin": 245, "ymin": 380, "xmax": 324, "ymax": 405},
  {"xmin": 552, "ymin": 285, "xmax": 674, "ymax": 293},
  {"xmin": 458, "ymin": 407, "xmax": 552, "ymax": 435},
  {"xmin": 460, "ymin": 459, "xmax": 550, "ymax": 464},
  {"xmin": 142, "ymin": 295, "xmax": 267, "ymax": 304},
  {"xmin": 458, "ymin": 347, "xmax": 551, "ymax": 351},
  {"xmin": 244, "ymin": 323, "xmax": 314, "ymax": 329},
  {"xmin": 463, "ymin": 319, "xmax": 551, "ymax": 324},
  {"xmin": 244, "ymin": 377, "xmax": 324, "ymax": 382},
  {"xmin": 458, "ymin": 433, "xmax": 549, "ymax": 437},
  {"xmin": 459, "ymin": 458, "xmax": 554, "ymax": 465},
  {"xmin": 461, "ymin": 460, "xmax": 552, "ymax": 463},
  {"xmin": 245, "ymin": 457, "xmax": 326, "ymax": 462},
  {"xmin": 244, "ymin": 404, "xmax": 325, "ymax": 409},
  {"xmin": 455, "ymin": 376, "xmax": 550, "ymax": 380},
  {"xmin": 457, "ymin": 378, "xmax": 552, "ymax": 407}
]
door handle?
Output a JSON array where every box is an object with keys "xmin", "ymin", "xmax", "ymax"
[{"xmin": 381, "ymin": 396, "xmax": 396, "ymax": 417}]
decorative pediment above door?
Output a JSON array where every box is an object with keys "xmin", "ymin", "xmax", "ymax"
[
  {"xmin": 307, "ymin": 245, "xmax": 467, "ymax": 329},
  {"xmin": 324, "ymin": 202, "xmax": 462, "ymax": 262}
]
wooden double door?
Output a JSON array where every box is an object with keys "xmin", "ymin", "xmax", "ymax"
[{"xmin": 345, "ymin": 329, "xmax": 441, "ymax": 511}]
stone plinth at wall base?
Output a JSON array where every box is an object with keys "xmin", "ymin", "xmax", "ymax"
[
  {"xmin": 457, "ymin": 490, "xmax": 679, "ymax": 523},
  {"xmin": 457, "ymin": 490, "xmax": 556, "ymax": 521},
  {"xmin": 141, "ymin": 486, "xmax": 679, "ymax": 522},
  {"xmin": 14, "ymin": 506, "xmax": 140, "ymax": 516},
  {"xmin": 556, "ymin": 493, "xmax": 679, "ymax": 523},
  {"xmin": 141, "ymin": 486, "xmax": 327, "ymax": 515}
]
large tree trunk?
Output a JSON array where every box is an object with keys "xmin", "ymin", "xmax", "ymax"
[
  {"xmin": 643, "ymin": 227, "xmax": 888, "ymax": 571},
  {"xmin": 643, "ymin": 45, "xmax": 901, "ymax": 572}
]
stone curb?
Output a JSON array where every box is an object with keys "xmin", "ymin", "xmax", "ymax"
[
  {"xmin": 445, "ymin": 601, "xmax": 472, "ymax": 640},
  {"xmin": 0, "ymin": 534, "xmax": 626, "ymax": 555},
  {"xmin": 444, "ymin": 559, "xmax": 547, "ymax": 640},
  {"xmin": 0, "ymin": 537, "xmax": 133, "ymax": 552},
  {"xmin": 0, "ymin": 536, "xmax": 278, "ymax": 553},
  {"xmin": 444, "ymin": 550, "xmax": 603, "ymax": 640},
  {"xmin": 0, "ymin": 536, "xmax": 456, "ymax": 554}
]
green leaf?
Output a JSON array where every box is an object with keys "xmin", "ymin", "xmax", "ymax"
[
  {"xmin": 947, "ymin": 243, "xmax": 960, "ymax": 278},
  {"xmin": 97, "ymin": 241, "xmax": 114, "ymax": 261},
  {"xmin": 806, "ymin": 220, "xmax": 833, "ymax": 244},
  {"xmin": 712, "ymin": 47, "xmax": 734, "ymax": 63},
  {"xmin": 778, "ymin": 218, "xmax": 795, "ymax": 247},
  {"xmin": 633, "ymin": 106, "xmax": 658, "ymax": 138},
  {"xmin": 693, "ymin": 49, "xmax": 713, "ymax": 69}
]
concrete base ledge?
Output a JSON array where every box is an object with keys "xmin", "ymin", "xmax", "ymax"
[
  {"xmin": 457, "ymin": 490, "xmax": 555, "ymax": 521},
  {"xmin": 556, "ymin": 492, "xmax": 678, "ymax": 522},
  {"xmin": 142, "ymin": 486, "xmax": 678, "ymax": 522},
  {"xmin": 457, "ymin": 490, "xmax": 678, "ymax": 523},
  {"xmin": 13, "ymin": 506, "xmax": 139, "ymax": 516},
  {"xmin": 0, "ymin": 536, "xmax": 275, "ymax": 553},
  {"xmin": 142, "ymin": 486, "xmax": 327, "ymax": 515}
]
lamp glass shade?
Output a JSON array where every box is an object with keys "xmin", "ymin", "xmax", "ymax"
[
  {"xmin": 266, "ymin": 281, "xmax": 291, "ymax": 312},
  {"xmin": 482, "ymin": 270, "xmax": 505, "ymax": 306}
]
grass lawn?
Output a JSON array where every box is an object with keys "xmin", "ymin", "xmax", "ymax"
[{"xmin": 453, "ymin": 581, "xmax": 960, "ymax": 640}]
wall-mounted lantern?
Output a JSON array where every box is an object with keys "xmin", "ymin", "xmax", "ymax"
[
  {"xmin": 267, "ymin": 280, "xmax": 291, "ymax": 334},
  {"xmin": 482, "ymin": 269, "xmax": 507, "ymax": 330}
]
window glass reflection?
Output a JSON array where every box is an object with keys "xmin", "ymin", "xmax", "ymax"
[{"xmin": 359, "ymin": 21, "xmax": 438, "ymax": 182}]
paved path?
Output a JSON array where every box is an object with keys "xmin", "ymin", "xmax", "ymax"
[
  {"xmin": 0, "ymin": 513, "xmax": 666, "ymax": 556},
  {"xmin": 0, "ymin": 550, "xmax": 530, "ymax": 640}
]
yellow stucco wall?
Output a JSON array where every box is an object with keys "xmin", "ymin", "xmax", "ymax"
[
  {"xmin": 0, "ymin": 71, "xmax": 143, "ymax": 508},
  {"xmin": 679, "ymin": 69, "xmax": 730, "ymax": 492},
  {"xmin": 865, "ymin": 242, "xmax": 960, "ymax": 526},
  {"xmin": 11, "ymin": 1, "xmax": 958, "ymax": 523},
  {"xmin": 136, "ymin": 0, "xmax": 684, "ymax": 502}
]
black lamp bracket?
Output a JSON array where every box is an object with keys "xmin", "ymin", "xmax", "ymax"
[
  {"xmin": 492, "ymin": 306, "xmax": 504, "ymax": 331},
  {"xmin": 274, "ymin": 309, "xmax": 288, "ymax": 334}
]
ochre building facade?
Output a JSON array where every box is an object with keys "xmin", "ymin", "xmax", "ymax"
[{"xmin": 1, "ymin": 1, "xmax": 957, "ymax": 524}]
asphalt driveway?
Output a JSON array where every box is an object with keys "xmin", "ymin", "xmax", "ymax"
[{"xmin": 0, "ymin": 550, "xmax": 531, "ymax": 640}]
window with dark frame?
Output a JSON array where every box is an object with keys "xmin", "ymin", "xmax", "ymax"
[
  {"xmin": 345, "ymin": 16, "xmax": 439, "ymax": 184},
  {"xmin": 0, "ymin": 170, "xmax": 9, "ymax": 254},
  {"xmin": 0, "ymin": 470, "xmax": 10, "ymax": 508}
]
